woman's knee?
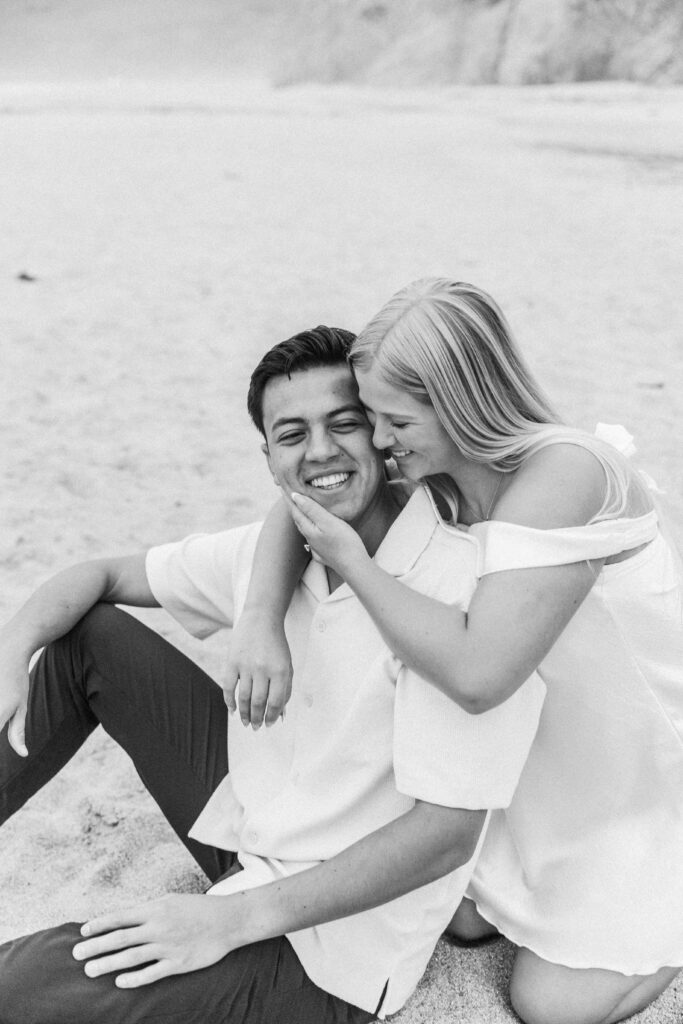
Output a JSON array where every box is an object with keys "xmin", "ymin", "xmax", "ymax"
[
  {"xmin": 444, "ymin": 897, "xmax": 500, "ymax": 944},
  {"xmin": 510, "ymin": 949, "xmax": 679, "ymax": 1024}
]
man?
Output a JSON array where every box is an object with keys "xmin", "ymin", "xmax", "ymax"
[{"xmin": 0, "ymin": 326, "xmax": 545, "ymax": 1023}]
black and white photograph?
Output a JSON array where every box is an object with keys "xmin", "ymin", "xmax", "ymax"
[{"xmin": 1, "ymin": 3, "xmax": 682, "ymax": 1022}]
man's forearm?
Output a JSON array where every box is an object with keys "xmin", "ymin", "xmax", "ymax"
[
  {"xmin": 2, "ymin": 553, "xmax": 153, "ymax": 659},
  {"xmin": 221, "ymin": 801, "xmax": 485, "ymax": 946},
  {"xmin": 2, "ymin": 561, "xmax": 115, "ymax": 659},
  {"xmin": 75, "ymin": 802, "xmax": 486, "ymax": 986}
]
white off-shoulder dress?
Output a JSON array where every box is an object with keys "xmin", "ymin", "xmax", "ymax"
[{"xmin": 465, "ymin": 509, "xmax": 683, "ymax": 974}]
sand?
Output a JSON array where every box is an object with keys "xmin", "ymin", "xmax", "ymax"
[{"xmin": 1, "ymin": 78, "xmax": 682, "ymax": 1021}]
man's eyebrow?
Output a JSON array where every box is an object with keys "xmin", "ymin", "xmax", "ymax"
[
  {"xmin": 271, "ymin": 415, "xmax": 306, "ymax": 431},
  {"xmin": 270, "ymin": 404, "xmax": 364, "ymax": 432},
  {"xmin": 328, "ymin": 403, "xmax": 365, "ymax": 417}
]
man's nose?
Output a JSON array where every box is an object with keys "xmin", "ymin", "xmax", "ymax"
[{"xmin": 305, "ymin": 429, "xmax": 340, "ymax": 462}]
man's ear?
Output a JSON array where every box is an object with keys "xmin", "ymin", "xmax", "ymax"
[{"xmin": 262, "ymin": 442, "xmax": 281, "ymax": 488}]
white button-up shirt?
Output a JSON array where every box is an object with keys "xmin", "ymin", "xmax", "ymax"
[{"xmin": 146, "ymin": 487, "xmax": 545, "ymax": 1016}]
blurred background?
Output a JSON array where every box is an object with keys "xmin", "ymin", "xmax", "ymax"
[
  {"xmin": 1, "ymin": 0, "xmax": 682, "ymax": 85},
  {"xmin": 1, "ymin": 5, "xmax": 682, "ymax": 1021}
]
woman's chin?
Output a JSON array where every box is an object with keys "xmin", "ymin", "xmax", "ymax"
[{"xmin": 395, "ymin": 460, "xmax": 422, "ymax": 482}]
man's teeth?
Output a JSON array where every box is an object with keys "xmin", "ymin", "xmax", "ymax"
[{"xmin": 309, "ymin": 472, "xmax": 351, "ymax": 490}]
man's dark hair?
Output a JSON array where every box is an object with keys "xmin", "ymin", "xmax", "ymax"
[{"xmin": 247, "ymin": 325, "xmax": 357, "ymax": 436}]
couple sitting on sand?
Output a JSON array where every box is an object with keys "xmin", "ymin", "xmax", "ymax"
[{"xmin": 1, "ymin": 279, "xmax": 682, "ymax": 1024}]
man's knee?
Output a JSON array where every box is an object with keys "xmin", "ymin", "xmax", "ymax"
[
  {"xmin": 45, "ymin": 603, "xmax": 123, "ymax": 668},
  {"xmin": 69, "ymin": 602, "xmax": 129, "ymax": 646},
  {"xmin": 52, "ymin": 603, "xmax": 144, "ymax": 682}
]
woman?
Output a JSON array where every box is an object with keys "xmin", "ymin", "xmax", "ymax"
[{"xmin": 227, "ymin": 279, "xmax": 683, "ymax": 1024}]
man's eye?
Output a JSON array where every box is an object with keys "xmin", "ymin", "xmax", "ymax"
[
  {"xmin": 332, "ymin": 419, "xmax": 362, "ymax": 432},
  {"xmin": 278, "ymin": 432, "xmax": 305, "ymax": 444}
]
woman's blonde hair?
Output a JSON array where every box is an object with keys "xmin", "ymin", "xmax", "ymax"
[{"xmin": 350, "ymin": 278, "xmax": 645, "ymax": 522}]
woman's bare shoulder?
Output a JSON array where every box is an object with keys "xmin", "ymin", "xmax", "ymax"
[{"xmin": 495, "ymin": 443, "xmax": 608, "ymax": 530}]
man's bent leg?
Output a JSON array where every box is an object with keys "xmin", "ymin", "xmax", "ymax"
[
  {"xmin": 0, "ymin": 605, "xmax": 231, "ymax": 881},
  {"xmin": 0, "ymin": 923, "xmax": 376, "ymax": 1024}
]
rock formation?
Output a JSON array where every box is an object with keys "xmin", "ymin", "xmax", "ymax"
[{"xmin": 272, "ymin": 0, "xmax": 683, "ymax": 85}]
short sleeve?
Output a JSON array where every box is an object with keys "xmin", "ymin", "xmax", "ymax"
[
  {"xmin": 470, "ymin": 512, "xmax": 658, "ymax": 576},
  {"xmin": 145, "ymin": 522, "xmax": 262, "ymax": 638},
  {"xmin": 393, "ymin": 669, "xmax": 546, "ymax": 810}
]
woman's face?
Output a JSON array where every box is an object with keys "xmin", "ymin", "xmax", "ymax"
[{"xmin": 354, "ymin": 364, "xmax": 458, "ymax": 481}]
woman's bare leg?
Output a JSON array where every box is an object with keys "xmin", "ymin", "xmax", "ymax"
[
  {"xmin": 444, "ymin": 897, "xmax": 500, "ymax": 944},
  {"xmin": 510, "ymin": 948, "xmax": 680, "ymax": 1024}
]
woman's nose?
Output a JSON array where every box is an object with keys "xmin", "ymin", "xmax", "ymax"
[{"xmin": 372, "ymin": 419, "xmax": 393, "ymax": 450}]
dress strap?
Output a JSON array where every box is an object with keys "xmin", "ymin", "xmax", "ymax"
[{"xmin": 470, "ymin": 513, "xmax": 659, "ymax": 575}]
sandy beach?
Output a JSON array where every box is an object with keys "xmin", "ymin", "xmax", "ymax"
[{"xmin": 1, "ymin": 78, "xmax": 682, "ymax": 1021}]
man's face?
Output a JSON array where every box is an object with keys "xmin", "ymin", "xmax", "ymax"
[{"xmin": 261, "ymin": 364, "xmax": 387, "ymax": 528}]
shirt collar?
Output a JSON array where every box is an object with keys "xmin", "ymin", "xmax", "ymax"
[
  {"xmin": 372, "ymin": 485, "xmax": 440, "ymax": 576},
  {"xmin": 300, "ymin": 486, "xmax": 440, "ymax": 603}
]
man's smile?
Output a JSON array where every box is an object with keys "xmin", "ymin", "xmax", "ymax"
[{"xmin": 307, "ymin": 471, "xmax": 353, "ymax": 491}]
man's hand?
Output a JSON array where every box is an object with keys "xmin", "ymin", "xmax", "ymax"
[
  {"xmin": 223, "ymin": 609, "xmax": 293, "ymax": 729},
  {"xmin": 288, "ymin": 492, "xmax": 368, "ymax": 579},
  {"xmin": 0, "ymin": 628, "xmax": 30, "ymax": 757},
  {"xmin": 72, "ymin": 894, "xmax": 238, "ymax": 988}
]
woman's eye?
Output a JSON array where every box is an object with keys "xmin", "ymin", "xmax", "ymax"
[{"xmin": 391, "ymin": 422, "xmax": 408, "ymax": 430}]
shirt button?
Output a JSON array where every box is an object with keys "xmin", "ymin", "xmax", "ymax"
[
  {"xmin": 304, "ymin": 694, "xmax": 314, "ymax": 708},
  {"xmin": 316, "ymin": 620, "xmax": 326, "ymax": 633},
  {"xmin": 247, "ymin": 830, "xmax": 258, "ymax": 844}
]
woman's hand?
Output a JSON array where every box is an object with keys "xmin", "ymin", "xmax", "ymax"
[
  {"xmin": 288, "ymin": 492, "xmax": 368, "ymax": 579},
  {"xmin": 0, "ymin": 628, "xmax": 31, "ymax": 757},
  {"xmin": 223, "ymin": 609, "xmax": 292, "ymax": 729},
  {"xmin": 72, "ymin": 894, "xmax": 239, "ymax": 988}
]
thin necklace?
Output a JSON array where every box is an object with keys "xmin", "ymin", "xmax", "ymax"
[{"xmin": 462, "ymin": 472, "xmax": 503, "ymax": 523}]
